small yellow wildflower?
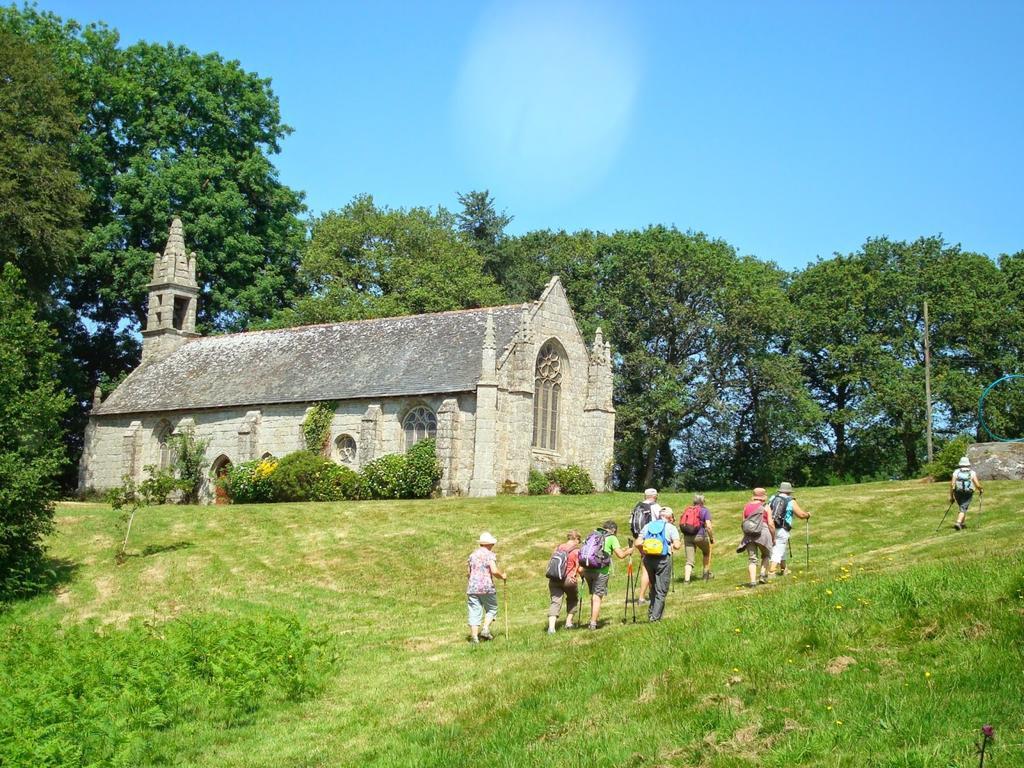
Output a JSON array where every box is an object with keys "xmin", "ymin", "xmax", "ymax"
[
  {"xmin": 836, "ymin": 720, "xmax": 843, "ymax": 726},
  {"xmin": 925, "ymin": 671, "xmax": 931, "ymax": 679},
  {"xmin": 734, "ymin": 628, "xmax": 741, "ymax": 634},
  {"xmin": 826, "ymin": 705, "xmax": 833, "ymax": 711},
  {"xmin": 826, "ymin": 589, "xmax": 833, "ymax": 595}
]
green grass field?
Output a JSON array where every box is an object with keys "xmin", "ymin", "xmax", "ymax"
[{"xmin": 2, "ymin": 482, "xmax": 1023, "ymax": 767}]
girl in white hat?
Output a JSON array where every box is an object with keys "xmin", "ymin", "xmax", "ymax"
[{"xmin": 950, "ymin": 457, "xmax": 983, "ymax": 530}]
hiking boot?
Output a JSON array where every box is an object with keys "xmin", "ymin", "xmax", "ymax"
[
  {"xmin": 588, "ymin": 622, "xmax": 598, "ymax": 631},
  {"xmin": 703, "ymin": 571, "xmax": 714, "ymax": 581},
  {"xmin": 469, "ymin": 636, "xmax": 480, "ymax": 644},
  {"xmin": 953, "ymin": 523, "xmax": 963, "ymax": 531},
  {"xmin": 546, "ymin": 628, "xmax": 556, "ymax": 635},
  {"xmin": 637, "ymin": 598, "xmax": 648, "ymax": 606},
  {"xmin": 745, "ymin": 582, "xmax": 757, "ymax": 588},
  {"xmin": 758, "ymin": 576, "xmax": 769, "ymax": 585},
  {"xmin": 480, "ymin": 630, "xmax": 493, "ymax": 641}
]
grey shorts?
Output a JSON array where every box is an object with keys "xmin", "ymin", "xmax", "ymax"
[
  {"xmin": 580, "ymin": 569, "xmax": 611, "ymax": 597},
  {"xmin": 747, "ymin": 539, "xmax": 770, "ymax": 564},
  {"xmin": 467, "ymin": 593, "xmax": 498, "ymax": 625},
  {"xmin": 548, "ymin": 580, "xmax": 579, "ymax": 617}
]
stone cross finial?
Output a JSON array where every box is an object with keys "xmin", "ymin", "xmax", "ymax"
[
  {"xmin": 92, "ymin": 385, "xmax": 102, "ymax": 407},
  {"xmin": 592, "ymin": 327, "xmax": 605, "ymax": 360}
]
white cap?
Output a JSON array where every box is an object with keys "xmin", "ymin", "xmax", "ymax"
[
  {"xmin": 478, "ymin": 531, "xmax": 498, "ymax": 545},
  {"xmin": 644, "ymin": 488, "xmax": 658, "ymax": 498},
  {"xmin": 659, "ymin": 506, "xmax": 674, "ymax": 519}
]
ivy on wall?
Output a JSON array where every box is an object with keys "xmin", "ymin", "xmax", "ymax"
[{"xmin": 302, "ymin": 402, "xmax": 336, "ymax": 455}]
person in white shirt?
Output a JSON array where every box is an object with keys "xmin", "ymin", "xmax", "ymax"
[{"xmin": 949, "ymin": 457, "xmax": 983, "ymax": 531}]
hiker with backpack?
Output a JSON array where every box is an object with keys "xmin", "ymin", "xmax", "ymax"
[
  {"xmin": 466, "ymin": 532, "xmax": 507, "ymax": 643},
  {"xmin": 635, "ymin": 508, "xmax": 682, "ymax": 621},
  {"xmin": 950, "ymin": 456, "xmax": 984, "ymax": 531},
  {"xmin": 579, "ymin": 520, "xmax": 635, "ymax": 630},
  {"xmin": 740, "ymin": 488, "xmax": 775, "ymax": 588},
  {"xmin": 766, "ymin": 482, "xmax": 810, "ymax": 578},
  {"xmin": 680, "ymin": 494, "xmax": 715, "ymax": 583},
  {"xmin": 630, "ymin": 488, "xmax": 662, "ymax": 605},
  {"xmin": 545, "ymin": 530, "xmax": 582, "ymax": 633}
]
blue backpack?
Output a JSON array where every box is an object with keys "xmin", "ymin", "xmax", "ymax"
[{"xmin": 641, "ymin": 520, "xmax": 670, "ymax": 556}]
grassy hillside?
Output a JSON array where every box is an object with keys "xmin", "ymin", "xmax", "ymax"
[{"xmin": 2, "ymin": 482, "xmax": 1023, "ymax": 767}]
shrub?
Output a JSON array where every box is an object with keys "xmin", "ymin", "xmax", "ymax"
[
  {"xmin": 547, "ymin": 465, "xmax": 595, "ymax": 495},
  {"xmin": 361, "ymin": 453, "xmax": 408, "ymax": 500},
  {"xmin": 527, "ymin": 468, "xmax": 549, "ymax": 495},
  {"xmin": 923, "ymin": 434, "xmax": 974, "ymax": 481},
  {"xmin": 404, "ymin": 439, "xmax": 442, "ymax": 498},
  {"xmin": 314, "ymin": 462, "xmax": 363, "ymax": 501},
  {"xmin": 270, "ymin": 451, "xmax": 337, "ymax": 502},
  {"xmin": 167, "ymin": 426, "xmax": 211, "ymax": 503},
  {"xmin": 221, "ymin": 457, "xmax": 278, "ymax": 504}
]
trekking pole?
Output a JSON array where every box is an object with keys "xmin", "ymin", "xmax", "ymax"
[
  {"xmin": 504, "ymin": 579, "xmax": 509, "ymax": 641},
  {"xmin": 626, "ymin": 569, "xmax": 634, "ymax": 626},
  {"xmin": 804, "ymin": 519, "xmax": 810, "ymax": 571},
  {"xmin": 935, "ymin": 500, "xmax": 955, "ymax": 533},
  {"xmin": 623, "ymin": 559, "xmax": 633, "ymax": 624}
]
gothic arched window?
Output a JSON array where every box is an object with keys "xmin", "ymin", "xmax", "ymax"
[
  {"xmin": 155, "ymin": 419, "xmax": 174, "ymax": 470},
  {"xmin": 403, "ymin": 407, "xmax": 437, "ymax": 450},
  {"xmin": 532, "ymin": 342, "xmax": 563, "ymax": 451},
  {"xmin": 335, "ymin": 434, "xmax": 357, "ymax": 464}
]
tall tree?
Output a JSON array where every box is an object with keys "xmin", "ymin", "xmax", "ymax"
[
  {"xmin": 455, "ymin": 189, "xmax": 512, "ymax": 285},
  {"xmin": 0, "ymin": 28, "xmax": 87, "ymax": 294},
  {"xmin": 0, "ymin": 264, "xmax": 71, "ymax": 598},
  {"xmin": 2, "ymin": 6, "xmax": 307, "ymax": 487},
  {"xmin": 267, "ymin": 195, "xmax": 504, "ymax": 326},
  {"xmin": 601, "ymin": 227, "xmax": 739, "ymax": 489}
]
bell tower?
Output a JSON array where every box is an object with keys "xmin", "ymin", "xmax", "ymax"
[{"xmin": 141, "ymin": 218, "xmax": 199, "ymax": 363}]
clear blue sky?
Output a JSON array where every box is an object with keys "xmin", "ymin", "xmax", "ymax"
[{"xmin": 44, "ymin": 0, "xmax": 1024, "ymax": 270}]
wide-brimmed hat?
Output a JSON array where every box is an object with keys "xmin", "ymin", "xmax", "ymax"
[
  {"xmin": 779, "ymin": 481, "xmax": 794, "ymax": 494},
  {"xmin": 478, "ymin": 531, "xmax": 498, "ymax": 545},
  {"xmin": 752, "ymin": 487, "xmax": 767, "ymax": 501},
  {"xmin": 958, "ymin": 456, "xmax": 971, "ymax": 468}
]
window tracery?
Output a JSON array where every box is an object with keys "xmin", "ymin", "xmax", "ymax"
[
  {"xmin": 403, "ymin": 407, "xmax": 437, "ymax": 449},
  {"xmin": 532, "ymin": 342, "xmax": 563, "ymax": 451}
]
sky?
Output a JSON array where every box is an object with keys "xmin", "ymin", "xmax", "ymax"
[{"xmin": 41, "ymin": 0, "xmax": 1024, "ymax": 270}]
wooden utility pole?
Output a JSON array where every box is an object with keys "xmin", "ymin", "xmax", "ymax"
[{"xmin": 924, "ymin": 300, "xmax": 934, "ymax": 463}]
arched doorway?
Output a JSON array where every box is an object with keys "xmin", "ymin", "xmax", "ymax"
[{"xmin": 211, "ymin": 454, "xmax": 232, "ymax": 505}]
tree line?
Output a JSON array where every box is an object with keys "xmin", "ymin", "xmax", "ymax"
[{"xmin": 2, "ymin": 4, "xmax": 1022, "ymax": 518}]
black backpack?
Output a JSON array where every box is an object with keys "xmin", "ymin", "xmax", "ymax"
[
  {"xmin": 769, "ymin": 494, "xmax": 791, "ymax": 531},
  {"xmin": 545, "ymin": 548, "xmax": 569, "ymax": 581},
  {"xmin": 630, "ymin": 501, "xmax": 654, "ymax": 538}
]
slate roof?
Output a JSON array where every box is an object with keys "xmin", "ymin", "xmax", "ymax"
[{"xmin": 94, "ymin": 305, "xmax": 523, "ymax": 415}]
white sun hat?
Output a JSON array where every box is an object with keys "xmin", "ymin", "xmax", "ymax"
[{"xmin": 478, "ymin": 531, "xmax": 498, "ymax": 545}]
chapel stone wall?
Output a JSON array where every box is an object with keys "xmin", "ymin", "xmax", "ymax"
[{"xmin": 80, "ymin": 393, "xmax": 477, "ymax": 499}]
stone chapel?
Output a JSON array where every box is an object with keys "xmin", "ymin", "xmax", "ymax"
[{"xmin": 78, "ymin": 219, "xmax": 616, "ymax": 499}]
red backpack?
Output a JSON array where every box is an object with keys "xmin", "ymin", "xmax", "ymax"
[{"xmin": 680, "ymin": 505, "xmax": 702, "ymax": 536}]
